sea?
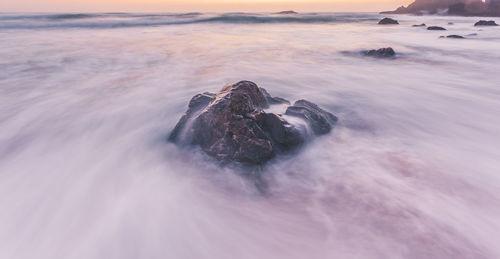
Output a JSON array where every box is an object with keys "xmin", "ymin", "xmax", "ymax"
[{"xmin": 1, "ymin": 12, "xmax": 500, "ymax": 259}]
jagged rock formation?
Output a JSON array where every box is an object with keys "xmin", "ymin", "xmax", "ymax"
[
  {"xmin": 169, "ymin": 81, "xmax": 338, "ymax": 165},
  {"xmin": 378, "ymin": 17, "xmax": 399, "ymax": 24},
  {"xmin": 382, "ymin": 0, "xmax": 500, "ymax": 16},
  {"xmin": 363, "ymin": 47, "xmax": 396, "ymax": 58}
]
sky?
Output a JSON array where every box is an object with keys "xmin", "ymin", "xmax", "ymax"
[{"xmin": 0, "ymin": 0, "xmax": 412, "ymax": 12}]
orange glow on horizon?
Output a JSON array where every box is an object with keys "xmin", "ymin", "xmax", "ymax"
[{"xmin": 0, "ymin": 0, "xmax": 413, "ymax": 12}]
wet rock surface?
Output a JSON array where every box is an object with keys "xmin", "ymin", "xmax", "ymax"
[
  {"xmin": 378, "ymin": 18, "xmax": 399, "ymax": 25},
  {"xmin": 363, "ymin": 47, "xmax": 396, "ymax": 58},
  {"xmin": 169, "ymin": 81, "xmax": 337, "ymax": 165},
  {"xmin": 285, "ymin": 100, "xmax": 338, "ymax": 135}
]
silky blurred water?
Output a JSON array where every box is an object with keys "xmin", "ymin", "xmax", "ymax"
[{"xmin": 1, "ymin": 12, "xmax": 500, "ymax": 259}]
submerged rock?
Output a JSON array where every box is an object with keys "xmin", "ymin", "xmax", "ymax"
[
  {"xmin": 363, "ymin": 47, "xmax": 396, "ymax": 58},
  {"xmin": 169, "ymin": 81, "xmax": 337, "ymax": 165},
  {"xmin": 378, "ymin": 18, "xmax": 399, "ymax": 25},
  {"xmin": 474, "ymin": 20, "xmax": 498, "ymax": 26},
  {"xmin": 428, "ymin": 26, "xmax": 447, "ymax": 30}
]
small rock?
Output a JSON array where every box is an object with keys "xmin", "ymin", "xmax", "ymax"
[
  {"xmin": 412, "ymin": 23, "xmax": 426, "ymax": 27},
  {"xmin": 474, "ymin": 20, "xmax": 498, "ymax": 26},
  {"xmin": 363, "ymin": 47, "xmax": 396, "ymax": 58},
  {"xmin": 378, "ymin": 18, "xmax": 399, "ymax": 25},
  {"xmin": 448, "ymin": 22, "xmax": 454, "ymax": 25},
  {"xmin": 445, "ymin": 35, "xmax": 465, "ymax": 39},
  {"xmin": 428, "ymin": 26, "xmax": 446, "ymax": 30}
]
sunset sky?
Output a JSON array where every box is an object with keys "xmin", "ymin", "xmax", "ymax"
[{"xmin": 0, "ymin": 0, "xmax": 411, "ymax": 12}]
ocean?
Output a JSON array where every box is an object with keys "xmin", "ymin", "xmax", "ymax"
[{"xmin": 1, "ymin": 12, "xmax": 500, "ymax": 259}]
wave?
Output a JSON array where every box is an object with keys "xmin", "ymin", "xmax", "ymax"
[
  {"xmin": 0, "ymin": 13, "xmax": 379, "ymax": 30},
  {"xmin": 0, "ymin": 13, "xmax": 100, "ymax": 21},
  {"xmin": 48, "ymin": 13, "xmax": 97, "ymax": 20}
]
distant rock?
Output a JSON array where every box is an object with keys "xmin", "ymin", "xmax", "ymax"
[
  {"xmin": 448, "ymin": 22, "xmax": 454, "ymax": 25},
  {"xmin": 378, "ymin": 18, "xmax": 399, "ymax": 24},
  {"xmin": 428, "ymin": 26, "xmax": 447, "ymax": 30},
  {"xmin": 363, "ymin": 47, "xmax": 396, "ymax": 58},
  {"xmin": 413, "ymin": 23, "xmax": 427, "ymax": 27},
  {"xmin": 275, "ymin": 10, "xmax": 298, "ymax": 15},
  {"xmin": 169, "ymin": 81, "xmax": 337, "ymax": 165},
  {"xmin": 466, "ymin": 33, "xmax": 478, "ymax": 36},
  {"xmin": 440, "ymin": 35, "xmax": 465, "ymax": 38},
  {"xmin": 474, "ymin": 20, "xmax": 499, "ymax": 26}
]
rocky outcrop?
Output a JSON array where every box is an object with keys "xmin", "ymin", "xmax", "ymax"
[
  {"xmin": 428, "ymin": 26, "xmax": 447, "ymax": 30},
  {"xmin": 382, "ymin": 0, "xmax": 500, "ymax": 16},
  {"xmin": 378, "ymin": 18, "xmax": 399, "ymax": 24},
  {"xmin": 363, "ymin": 47, "xmax": 396, "ymax": 58},
  {"xmin": 382, "ymin": 0, "xmax": 464, "ymax": 14},
  {"xmin": 169, "ymin": 81, "xmax": 338, "ymax": 165},
  {"xmin": 474, "ymin": 20, "xmax": 499, "ymax": 26}
]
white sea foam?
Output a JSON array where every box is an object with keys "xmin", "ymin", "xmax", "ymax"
[{"xmin": 0, "ymin": 13, "xmax": 499, "ymax": 259}]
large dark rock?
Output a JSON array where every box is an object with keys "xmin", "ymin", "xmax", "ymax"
[
  {"xmin": 363, "ymin": 47, "xmax": 396, "ymax": 58},
  {"xmin": 169, "ymin": 81, "xmax": 337, "ymax": 165},
  {"xmin": 378, "ymin": 18, "xmax": 399, "ymax": 24},
  {"xmin": 474, "ymin": 20, "xmax": 498, "ymax": 26},
  {"xmin": 428, "ymin": 26, "xmax": 447, "ymax": 30}
]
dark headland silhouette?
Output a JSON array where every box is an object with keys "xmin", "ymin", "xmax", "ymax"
[{"xmin": 382, "ymin": 0, "xmax": 500, "ymax": 16}]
